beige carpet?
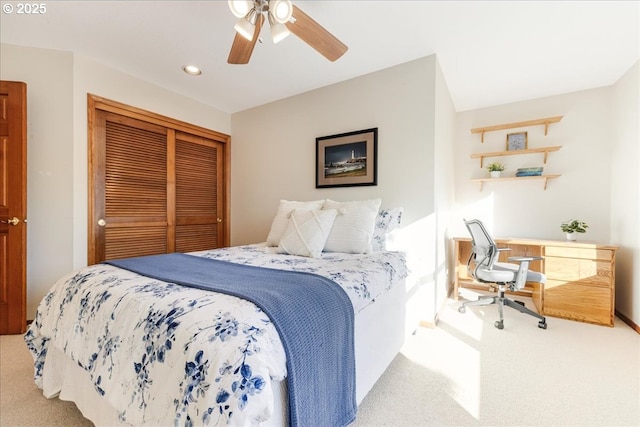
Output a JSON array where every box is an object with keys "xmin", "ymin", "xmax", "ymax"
[
  {"xmin": 2, "ymin": 293, "xmax": 639, "ymax": 426},
  {"xmin": 355, "ymin": 292, "xmax": 640, "ymax": 426},
  {"xmin": 0, "ymin": 334, "xmax": 92, "ymax": 426}
]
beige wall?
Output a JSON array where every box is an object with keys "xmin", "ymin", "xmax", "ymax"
[
  {"xmin": 230, "ymin": 56, "xmax": 439, "ymax": 245},
  {"xmin": 433, "ymin": 59, "xmax": 456, "ymax": 319},
  {"xmin": 1, "ymin": 44, "xmax": 75, "ymax": 319},
  {"xmin": 453, "ymin": 87, "xmax": 613, "ymax": 242},
  {"xmin": 230, "ymin": 55, "xmax": 456, "ymax": 323},
  {"xmin": 610, "ymin": 61, "xmax": 640, "ymax": 326}
]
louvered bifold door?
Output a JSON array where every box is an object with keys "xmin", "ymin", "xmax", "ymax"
[
  {"xmin": 174, "ymin": 131, "xmax": 223, "ymax": 253},
  {"xmin": 93, "ymin": 111, "xmax": 168, "ymax": 262}
]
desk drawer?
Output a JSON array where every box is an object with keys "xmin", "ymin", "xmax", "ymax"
[
  {"xmin": 545, "ymin": 246, "xmax": 613, "ymax": 261},
  {"xmin": 543, "ymin": 280, "xmax": 613, "ymax": 326},
  {"xmin": 544, "ymin": 257, "xmax": 613, "ymax": 287}
]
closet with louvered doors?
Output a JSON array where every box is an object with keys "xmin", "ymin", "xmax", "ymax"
[
  {"xmin": 174, "ymin": 131, "xmax": 225, "ymax": 253},
  {"xmin": 88, "ymin": 95, "xmax": 230, "ymax": 265}
]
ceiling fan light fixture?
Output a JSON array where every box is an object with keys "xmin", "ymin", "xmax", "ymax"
[
  {"xmin": 234, "ymin": 8, "xmax": 258, "ymax": 41},
  {"xmin": 227, "ymin": 1, "xmax": 348, "ymax": 65},
  {"xmin": 270, "ymin": 22, "xmax": 290, "ymax": 44},
  {"xmin": 228, "ymin": 0, "xmax": 254, "ymax": 18},
  {"xmin": 269, "ymin": 0, "xmax": 293, "ymax": 24}
]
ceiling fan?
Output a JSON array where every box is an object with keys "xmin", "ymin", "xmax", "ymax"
[{"xmin": 227, "ymin": 0, "xmax": 348, "ymax": 64}]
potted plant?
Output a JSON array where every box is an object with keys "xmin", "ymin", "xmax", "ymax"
[
  {"xmin": 560, "ymin": 219, "xmax": 589, "ymax": 241},
  {"xmin": 486, "ymin": 161, "xmax": 505, "ymax": 178}
]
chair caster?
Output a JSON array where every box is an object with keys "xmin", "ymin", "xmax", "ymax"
[
  {"xmin": 458, "ymin": 306, "xmax": 466, "ymax": 314},
  {"xmin": 494, "ymin": 320, "xmax": 504, "ymax": 330},
  {"xmin": 538, "ymin": 320, "xmax": 547, "ymax": 329}
]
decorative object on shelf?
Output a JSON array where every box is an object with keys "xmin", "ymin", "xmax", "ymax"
[
  {"xmin": 560, "ymin": 219, "xmax": 589, "ymax": 241},
  {"xmin": 506, "ymin": 131, "xmax": 528, "ymax": 151},
  {"xmin": 316, "ymin": 128, "xmax": 378, "ymax": 188},
  {"xmin": 486, "ymin": 161, "xmax": 505, "ymax": 178},
  {"xmin": 516, "ymin": 167, "xmax": 543, "ymax": 177}
]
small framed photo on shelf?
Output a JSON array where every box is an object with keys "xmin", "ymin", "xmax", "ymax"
[{"xmin": 506, "ymin": 131, "xmax": 528, "ymax": 151}]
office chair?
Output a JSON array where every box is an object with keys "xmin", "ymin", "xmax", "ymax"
[{"xmin": 458, "ymin": 219, "xmax": 548, "ymax": 330}]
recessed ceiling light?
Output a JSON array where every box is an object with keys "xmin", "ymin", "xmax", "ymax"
[{"xmin": 182, "ymin": 65, "xmax": 202, "ymax": 76}]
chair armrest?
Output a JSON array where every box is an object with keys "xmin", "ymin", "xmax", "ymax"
[
  {"xmin": 508, "ymin": 256, "xmax": 545, "ymax": 290},
  {"xmin": 508, "ymin": 256, "xmax": 543, "ymax": 263}
]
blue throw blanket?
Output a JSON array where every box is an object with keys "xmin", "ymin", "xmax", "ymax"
[{"xmin": 105, "ymin": 253, "xmax": 356, "ymax": 427}]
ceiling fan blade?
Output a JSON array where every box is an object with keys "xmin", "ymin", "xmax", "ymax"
[
  {"xmin": 227, "ymin": 14, "xmax": 265, "ymax": 64},
  {"xmin": 285, "ymin": 5, "xmax": 348, "ymax": 62}
]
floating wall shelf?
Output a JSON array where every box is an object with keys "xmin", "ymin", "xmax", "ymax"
[
  {"xmin": 471, "ymin": 116, "xmax": 563, "ymax": 143},
  {"xmin": 472, "ymin": 174, "xmax": 561, "ymax": 191},
  {"xmin": 470, "ymin": 146, "xmax": 562, "ymax": 168}
]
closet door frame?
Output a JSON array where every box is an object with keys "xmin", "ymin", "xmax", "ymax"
[{"xmin": 87, "ymin": 94, "xmax": 230, "ymax": 265}]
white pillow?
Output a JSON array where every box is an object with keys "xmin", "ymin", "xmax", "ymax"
[
  {"xmin": 372, "ymin": 208, "xmax": 404, "ymax": 251},
  {"xmin": 322, "ymin": 199, "xmax": 382, "ymax": 254},
  {"xmin": 278, "ymin": 209, "xmax": 338, "ymax": 258},
  {"xmin": 266, "ymin": 199, "xmax": 325, "ymax": 246}
]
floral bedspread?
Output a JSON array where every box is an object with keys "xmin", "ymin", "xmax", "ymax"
[{"xmin": 24, "ymin": 244, "xmax": 408, "ymax": 426}]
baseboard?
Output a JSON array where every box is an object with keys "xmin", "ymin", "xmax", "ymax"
[
  {"xmin": 419, "ymin": 297, "xmax": 448, "ymax": 329},
  {"xmin": 419, "ymin": 320, "xmax": 437, "ymax": 329},
  {"xmin": 615, "ymin": 310, "xmax": 640, "ymax": 334}
]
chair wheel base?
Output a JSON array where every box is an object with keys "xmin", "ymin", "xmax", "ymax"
[
  {"xmin": 538, "ymin": 320, "xmax": 548, "ymax": 329},
  {"xmin": 494, "ymin": 320, "xmax": 504, "ymax": 329}
]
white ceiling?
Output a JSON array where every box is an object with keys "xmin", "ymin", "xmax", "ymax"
[{"xmin": 1, "ymin": 1, "xmax": 638, "ymax": 114}]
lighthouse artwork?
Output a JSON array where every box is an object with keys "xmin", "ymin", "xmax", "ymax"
[
  {"xmin": 324, "ymin": 142, "xmax": 367, "ymax": 178},
  {"xmin": 316, "ymin": 128, "xmax": 378, "ymax": 188}
]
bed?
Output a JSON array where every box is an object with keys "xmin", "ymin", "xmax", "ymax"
[{"xmin": 25, "ymin": 200, "xmax": 414, "ymax": 426}]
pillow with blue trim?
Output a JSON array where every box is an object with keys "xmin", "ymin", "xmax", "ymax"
[{"xmin": 372, "ymin": 208, "xmax": 403, "ymax": 251}]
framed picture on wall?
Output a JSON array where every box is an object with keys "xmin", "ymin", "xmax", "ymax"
[
  {"xmin": 506, "ymin": 131, "xmax": 528, "ymax": 151},
  {"xmin": 316, "ymin": 128, "xmax": 378, "ymax": 188}
]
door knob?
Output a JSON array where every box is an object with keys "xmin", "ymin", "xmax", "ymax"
[
  {"xmin": 217, "ymin": 218, "xmax": 223, "ymax": 223},
  {"xmin": 98, "ymin": 219, "xmax": 106, "ymax": 227},
  {"xmin": 1, "ymin": 217, "xmax": 20, "ymax": 226}
]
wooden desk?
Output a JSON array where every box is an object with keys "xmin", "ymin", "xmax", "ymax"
[{"xmin": 453, "ymin": 237, "xmax": 617, "ymax": 327}]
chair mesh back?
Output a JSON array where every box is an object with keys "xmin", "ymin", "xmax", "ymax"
[{"xmin": 464, "ymin": 219, "xmax": 498, "ymax": 269}]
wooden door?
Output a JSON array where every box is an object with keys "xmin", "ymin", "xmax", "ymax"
[
  {"xmin": 92, "ymin": 111, "xmax": 169, "ymax": 261},
  {"xmin": 88, "ymin": 95, "xmax": 230, "ymax": 264},
  {"xmin": 175, "ymin": 131, "xmax": 225, "ymax": 252},
  {"xmin": 0, "ymin": 81, "xmax": 27, "ymax": 334}
]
